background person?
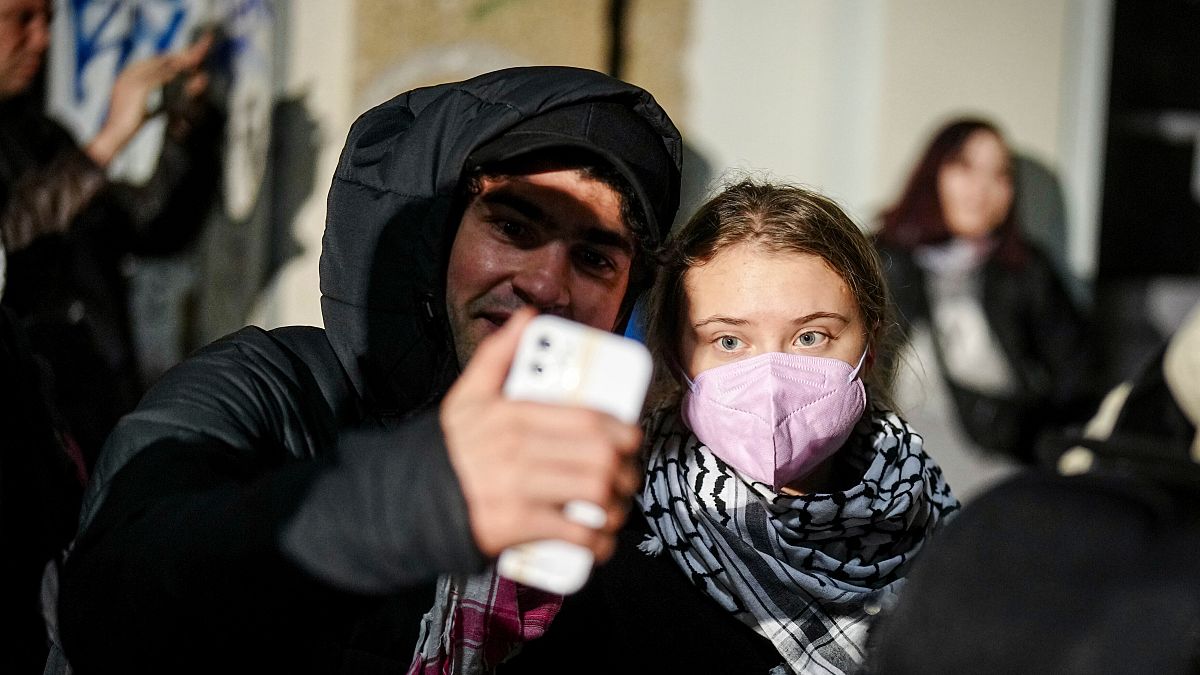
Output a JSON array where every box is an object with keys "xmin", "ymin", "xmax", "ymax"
[
  {"xmin": 865, "ymin": 299, "xmax": 1200, "ymax": 675},
  {"xmin": 0, "ymin": 0, "xmax": 220, "ymax": 468},
  {"xmin": 0, "ymin": 305, "xmax": 86, "ymax": 674},
  {"xmin": 54, "ymin": 66, "xmax": 682, "ymax": 675},
  {"xmin": 874, "ymin": 117, "xmax": 1098, "ymax": 500}
]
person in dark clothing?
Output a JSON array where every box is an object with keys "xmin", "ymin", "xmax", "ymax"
[
  {"xmin": 0, "ymin": 0, "xmax": 219, "ymax": 467},
  {"xmin": 54, "ymin": 66, "xmax": 683, "ymax": 674},
  {"xmin": 864, "ymin": 301, "xmax": 1200, "ymax": 675},
  {"xmin": 0, "ymin": 306, "xmax": 86, "ymax": 674},
  {"xmin": 874, "ymin": 117, "xmax": 1098, "ymax": 499}
]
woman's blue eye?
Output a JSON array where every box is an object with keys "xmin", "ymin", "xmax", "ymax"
[
  {"xmin": 719, "ymin": 336, "xmax": 740, "ymax": 350},
  {"xmin": 797, "ymin": 331, "xmax": 824, "ymax": 347}
]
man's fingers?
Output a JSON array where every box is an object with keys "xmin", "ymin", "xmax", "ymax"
[
  {"xmin": 454, "ymin": 307, "xmax": 536, "ymax": 399},
  {"xmin": 613, "ymin": 459, "xmax": 642, "ymax": 499},
  {"xmin": 563, "ymin": 499, "xmax": 608, "ymax": 529},
  {"xmin": 518, "ymin": 463, "xmax": 620, "ymax": 507},
  {"xmin": 565, "ymin": 498, "xmax": 632, "ymax": 538},
  {"xmin": 503, "ymin": 402, "xmax": 642, "ymax": 451},
  {"xmin": 476, "ymin": 504, "xmax": 610, "ymax": 559},
  {"xmin": 517, "ymin": 510, "xmax": 619, "ymax": 562},
  {"xmin": 444, "ymin": 308, "xmax": 646, "ymax": 564}
]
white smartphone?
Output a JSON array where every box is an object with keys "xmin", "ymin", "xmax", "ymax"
[{"xmin": 496, "ymin": 314, "xmax": 653, "ymax": 595}]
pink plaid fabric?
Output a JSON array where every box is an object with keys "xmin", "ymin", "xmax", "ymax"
[{"xmin": 408, "ymin": 570, "xmax": 563, "ymax": 674}]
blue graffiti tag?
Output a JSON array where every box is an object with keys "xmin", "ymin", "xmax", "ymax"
[{"xmin": 68, "ymin": 0, "xmax": 190, "ymax": 103}]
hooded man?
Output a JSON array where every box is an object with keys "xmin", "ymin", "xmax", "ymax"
[{"xmin": 55, "ymin": 66, "xmax": 682, "ymax": 674}]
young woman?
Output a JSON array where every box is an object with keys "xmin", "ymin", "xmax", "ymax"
[
  {"xmin": 875, "ymin": 118, "xmax": 1097, "ymax": 499},
  {"xmin": 414, "ymin": 181, "xmax": 959, "ymax": 675}
]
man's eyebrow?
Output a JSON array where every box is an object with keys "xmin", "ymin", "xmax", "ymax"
[
  {"xmin": 479, "ymin": 191, "xmax": 546, "ymax": 222},
  {"xmin": 480, "ymin": 189, "xmax": 634, "ymax": 255},
  {"xmin": 582, "ymin": 227, "xmax": 634, "ymax": 255}
]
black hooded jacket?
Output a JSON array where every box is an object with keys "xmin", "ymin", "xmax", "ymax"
[{"xmin": 56, "ymin": 67, "xmax": 682, "ymax": 674}]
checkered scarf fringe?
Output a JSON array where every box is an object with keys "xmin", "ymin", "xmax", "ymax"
[
  {"xmin": 407, "ymin": 569, "xmax": 562, "ymax": 675},
  {"xmin": 640, "ymin": 407, "xmax": 959, "ymax": 675}
]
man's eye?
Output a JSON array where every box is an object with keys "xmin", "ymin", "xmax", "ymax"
[
  {"xmin": 718, "ymin": 336, "xmax": 741, "ymax": 351},
  {"xmin": 493, "ymin": 220, "xmax": 528, "ymax": 241},
  {"xmin": 796, "ymin": 331, "xmax": 827, "ymax": 347},
  {"xmin": 576, "ymin": 248, "xmax": 615, "ymax": 273}
]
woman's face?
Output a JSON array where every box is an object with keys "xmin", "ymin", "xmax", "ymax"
[
  {"xmin": 937, "ymin": 130, "xmax": 1014, "ymax": 239},
  {"xmin": 680, "ymin": 242, "xmax": 868, "ymax": 380}
]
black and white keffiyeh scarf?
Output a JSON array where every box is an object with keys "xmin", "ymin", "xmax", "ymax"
[{"xmin": 639, "ymin": 407, "xmax": 959, "ymax": 675}]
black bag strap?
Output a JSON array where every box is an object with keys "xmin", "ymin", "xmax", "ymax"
[{"xmin": 1044, "ymin": 345, "xmax": 1200, "ymax": 490}]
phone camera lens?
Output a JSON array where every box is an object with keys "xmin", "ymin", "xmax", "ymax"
[
  {"xmin": 538, "ymin": 335, "xmax": 552, "ymax": 349},
  {"xmin": 532, "ymin": 363, "xmax": 544, "ymax": 374}
]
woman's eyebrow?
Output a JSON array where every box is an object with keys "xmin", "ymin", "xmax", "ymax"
[
  {"xmin": 694, "ymin": 311, "xmax": 850, "ymax": 329},
  {"xmin": 693, "ymin": 315, "xmax": 748, "ymax": 328},
  {"xmin": 792, "ymin": 312, "xmax": 850, "ymax": 325}
]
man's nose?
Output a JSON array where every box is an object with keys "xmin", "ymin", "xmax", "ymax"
[{"xmin": 512, "ymin": 246, "xmax": 571, "ymax": 312}]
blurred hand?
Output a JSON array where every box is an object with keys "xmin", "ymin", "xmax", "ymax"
[
  {"xmin": 441, "ymin": 307, "xmax": 643, "ymax": 563},
  {"xmin": 85, "ymin": 33, "xmax": 212, "ymax": 166}
]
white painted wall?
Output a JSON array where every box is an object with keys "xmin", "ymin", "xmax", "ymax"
[
  {"xmin": 874, "ymin": 0, "xmax": 1069, "ymax": 206},
  {"xmin": 684, "ymin": 0, "xmax": 886, "ymax": 224},
  {"xmin": 257, "ymin": 0, "xmax": 1112, "ymax": 327},
  {"xmin": 249, "ymin": 0, "xmax": 355, "ymax": 329},
  {"xmin": 683, "ymin": 0, "xmax": 1111, "ymax": 285}
]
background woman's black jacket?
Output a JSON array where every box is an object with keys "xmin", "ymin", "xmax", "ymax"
[{"xmin": 876, "ymin": 240, "xmax": 1098, "ymax": 460}]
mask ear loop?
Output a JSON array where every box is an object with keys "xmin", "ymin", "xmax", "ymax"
[
  {"xmin": 680, "ymin": 366, "xmax": 697, "ymax": 391},
  {"xmin": 847, "ymin": 347, "xmax": 869, "ymax": 382},
  {"xmin": 669, "ymin": 353, "xmax": 697, "ymax": 391}
]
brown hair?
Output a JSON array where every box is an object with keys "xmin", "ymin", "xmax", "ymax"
[
  {"xmin": 644, "ymin": 179, "xmax": 899, "ymax": 409},
  {"xmin": 876, "ymin": 117, "xmax": 1028, "ymax": 268}
]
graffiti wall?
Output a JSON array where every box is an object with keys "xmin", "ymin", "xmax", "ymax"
[
  {"xmin": 48, "ymin": 0, "xmax": 274, "ymax": 218},
  {"xmin": 46, "ymin": 0, "xmax": 283, "ymax": 381}
]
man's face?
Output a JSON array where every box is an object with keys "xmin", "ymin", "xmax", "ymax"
[
  {"xmin": 0, "ymin": 0, "xmax": 49, "ymax": 100},
  {"xmin": 446, "ymin": 167, "xmax": 634, "ymax": 367}
]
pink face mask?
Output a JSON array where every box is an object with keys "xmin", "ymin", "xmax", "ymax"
[{"xmin": 681, "ymin": 350, "xmax": 867, "ymax": 490}]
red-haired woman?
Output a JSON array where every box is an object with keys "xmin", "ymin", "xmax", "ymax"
[{"xmin": 875, "ymin": 118, "xmax": 1096, "ymax": 499}]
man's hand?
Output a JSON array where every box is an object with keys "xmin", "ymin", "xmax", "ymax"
[
  {"xmin": 85, "ymin": 34, "xmax": 212, "ymax": 167},
  {"xmin": 441, "ymin": 307, "xmax": 643, "ymax": 563}
]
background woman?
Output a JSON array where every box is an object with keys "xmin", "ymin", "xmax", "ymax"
[{"xmin": 875, "ymin": 118, "xmax": 1098, "ymax": 500}]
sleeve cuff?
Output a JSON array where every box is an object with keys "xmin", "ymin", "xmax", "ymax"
[{"xmin": 280, "ymin": 409, "xmax": 486, "ymax": 592}]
